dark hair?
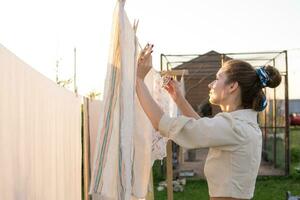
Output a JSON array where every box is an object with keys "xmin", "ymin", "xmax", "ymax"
[{"xmin": 223, "ymin": 60, "xmax": 282, "ymax": 112}]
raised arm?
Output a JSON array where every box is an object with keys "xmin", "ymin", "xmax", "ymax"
[
  {"xmin": 136, "ymin": 44, "xmax": 163, "ymax": 130},
  {"xmin": 164, "ymin": 79, "xmax": 200, "ymax": 119}
]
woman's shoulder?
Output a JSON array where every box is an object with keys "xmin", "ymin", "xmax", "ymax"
[
  {"xmin": 218, "ymin": 109, "xmax": 258, "ymax": 124},
  {"xmin": 215, "ymin": 109, "xmax": 261, "ymax": 141}
]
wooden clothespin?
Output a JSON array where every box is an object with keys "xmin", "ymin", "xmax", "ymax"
[{"xmin": 160, "ymin": 69, "xmax": 189, "ymax": 77}]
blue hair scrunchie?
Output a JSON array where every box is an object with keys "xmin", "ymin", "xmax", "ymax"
[
  {"xmin": 259, "ymin": 95, "xmax": 268, "ymax": 111},
  {"xmin": 256, "ymin": 67, "xmax": 269, "ymax": 87},
  {"xmin": 256, "ymin": 66, "xmax": 269, "ymax": 111}
]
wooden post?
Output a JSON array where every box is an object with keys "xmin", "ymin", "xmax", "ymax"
[
  {"xmin": 178, "ymin": 147, "xmax": 184, "ymax": 165},
  {"xmin": 83, "ymin": 97, "xmax": 91, "ymax": 200},
  {"xmin": 160, "ymin": 70, "xmax": 188, "ymax": 200},
  {"xmin": 74, "ymin": 48, "xmax": 78, "ymax": 96},
  {"xmin": 272, "ymin": 59, "xmax": 277, "ymax": 168},
  {"xmin": 221, "ymin": 54, "xmax": 225, "ymax": 66},
  {"xmin": 284, "ymin": 50, "xmax": 290, "ymax": 176},
  {"xmin": 166, "ymin": 140, "xmax": 173, "ymax": 200}
]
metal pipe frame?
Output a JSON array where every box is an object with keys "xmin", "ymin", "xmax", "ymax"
[{"xmin": 159, "ymin": 50, "xmax": 290, "ymax": 176}]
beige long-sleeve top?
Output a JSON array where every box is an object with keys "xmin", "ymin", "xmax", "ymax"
[{"xmin": 158, "ymin": 109, "xmax": 262, "ymax": 199}]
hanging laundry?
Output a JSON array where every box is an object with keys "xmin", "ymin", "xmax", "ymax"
[
  {"xmin": 89, "ymin": 0, "xmax": 136, "ymax": 199},
  {"xmin": 89, "ymin": 1, "xmax": 184, "ymax": 199},
  {"xmin": 0, "ymin": 43, "xmax": 82, "ymax": 200},
  {"xmin": 132, "ymin": 69, "xmax": 167, "ymax": 199},
  {"xmin": 132, "ymin": 70, "xmax": 185, "ymax": 198}
]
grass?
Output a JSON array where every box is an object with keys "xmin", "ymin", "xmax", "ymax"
[
  {"xmin": 254, "ymin": 175, "xmax": 300, "ymax": 200},
  {"xmin": 154, "ymin": 179, "xmax": 209, "ymax": 200},
  {"xmin": 153, "ymin": 127, "xmax": 300, "ymax": 199},
  {"xmin": 154, "ymin": 176, "xmax": 300, "ymax": 200}
]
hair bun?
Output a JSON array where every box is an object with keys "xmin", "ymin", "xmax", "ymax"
[
  {"xmin": 265, "ymin": 65, "xmax": 282, "ymax": 88},
  {"xmin": 253, "ymin": 90, "xmax": 266, "ymax": 111}
]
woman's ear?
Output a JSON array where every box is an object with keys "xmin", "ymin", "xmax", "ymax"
[{"xmin": 229, "ymin": 81, "xmax": 239, "ymax": 93}]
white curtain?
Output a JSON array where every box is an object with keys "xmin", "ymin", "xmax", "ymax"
[{"xmin": 0, "ymin": 44, "xmax": 82, "ymax": 200}]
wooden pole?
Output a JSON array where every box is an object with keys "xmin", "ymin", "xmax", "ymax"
[
  {"xmin": 83, "ymin": 97, "xmax": 91, "ymax": 200},
  {"xmin": 166, "ymin": 140, "xmax": 173, "ymax": 200},
  {"xmin": 272, "ymin": 59, "xmax": 277, "ymax": 168},
  {"xmin": 74, "ymin": 47, "xmax": 78, "ymax": 96},
  {"xmin": 164, "ymin": 72, "xmax": 188, "ymax": 200},
  {"xmin": 284, "ymin": 50, "xmax": 290, "ymax": 176}
]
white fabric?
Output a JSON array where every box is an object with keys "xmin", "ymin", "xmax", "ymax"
[
  {"xmin": 132, "ymin": 69, "xmax": 169, "ymax": 198},
  {"xmin": 120, "ymin": 8, "xmax": 137, "ymax": 200},
  {"xmin": 132, "ymin": 72, "xmax": 155, "ymax": 198},
  {"xmin": 88, "ymin": 99, "xmax": 103, "ymax": 200},
  {"xmin": 0, "ymin": 44, "xmax": 82, "ymax": 200},
  {"xmin": 87, "ymin": 71, "xmax": 169, "ymax": 200},
  {"xmin": 88, "ymin": 100, "xmax": 103, "ymax": 169},
  {"xmin": 89, "ymin": 2, "xmax": 120, "ymax": 194},
  {"xmin": 133, "ymin": 70, "xmax": 189, "ymax": 198},
  {"xmin": 151, "ymin": 72, "xmax": 186, "ymax": 164},
  {"xmin": 158, "ymin": 109, "xmax": 262, "ymax": 199},
  {"xmin": 89, "ymin": 1, "xmax": 177, "ymax": 198},
  {"xmin": 89, "ymin": 1, "xmax": 136, "ymax": 199}
]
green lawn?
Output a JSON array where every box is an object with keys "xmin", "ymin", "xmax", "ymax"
[
  {"xmin": 154, "ymin": 176, "xmax": 300, "ymax": 200},
  {"xmin": 153, "ymin": 127, "xmax": 300, "ymax": 199}
]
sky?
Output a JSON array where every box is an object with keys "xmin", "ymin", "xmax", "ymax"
[{"xmin": 1, "ymin": 0, "xmax": 300, "ymax": 98}]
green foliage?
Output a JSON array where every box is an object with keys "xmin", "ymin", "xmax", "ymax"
[
  {"xmin": 291, "ymin": 127, "xmax": 300, "ymax": 163},
  {"xmin": 291, "ymin": 147, "xmax": 300, "ymax": 162},
  {"xmin": 152, "ymin": 159, "xmax": 166, "ymax": 182}
]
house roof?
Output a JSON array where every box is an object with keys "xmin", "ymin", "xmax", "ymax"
[{"xmin": 173, "ymin": 50, "xmax": 222, "ymax": 70}]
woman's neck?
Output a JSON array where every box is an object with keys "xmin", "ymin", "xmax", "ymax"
[
  {"xmin": 219, "ymin": 97, "xmax": 243, "ymax": 112},
  {"xmin": 220, "ymin": 104, "xmax": 242, "ymax": 112}
]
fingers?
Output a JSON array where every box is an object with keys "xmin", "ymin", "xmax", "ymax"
[
  {"xmin": 163, "ymin": 83, "xmax": 172, "ymax": 92},
  {"xmin": 139, "ymin": 44, "xmax": 149, "ymax": 57},
  {"xmin": 142, "ymin": 45, "xmax": 154, "ymax": 61},
  {"xmin": 138, "ymin": 43, "xmax": 154, "ymax": 64},
  {"xmin": 161, "ymin": 75, "xmax": 173, "ymax": 90},
  {"xmin": 139, "ymin": 43, "xmax": 152, "ymax": 56},
  {"xmin": 162, "ymin": 75, "xmax": 170, "ymax": 86},
  {"xmin": 169, "ymin": 79, "xmax": 180, "ymax": 88},
  {"xmin": 140, "ymin": 44, "xmax": 153, "ymax": 57},
  {"xmin": 145, "ymin": 44, "xmax": 154, "ymax": 55}
]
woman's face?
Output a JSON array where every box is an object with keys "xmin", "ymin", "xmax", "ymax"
[{"xmin": 208, "ymin": 68, "xmax": 231, "ymax": 105}]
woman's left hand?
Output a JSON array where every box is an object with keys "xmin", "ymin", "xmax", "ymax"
[
  {"xmin": 137, "ymin": 43, "xmax": 154, "ymax": 80},
  {"xmin": 163, "ymin": 78, "xmax": 185, "ymax": 103}
]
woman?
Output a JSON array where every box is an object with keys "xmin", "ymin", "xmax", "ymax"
[{"xmin": 136, "ymin": 44, "xmax": 281, "ymax": 200}]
